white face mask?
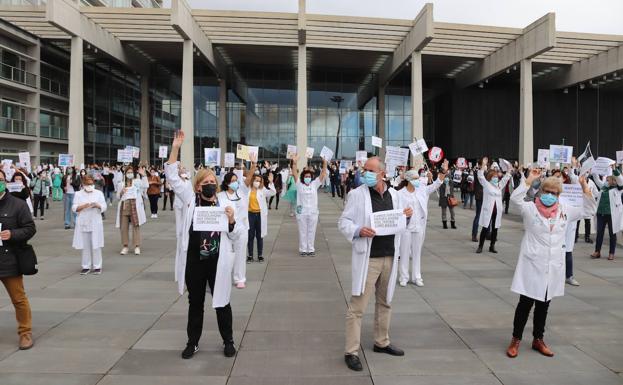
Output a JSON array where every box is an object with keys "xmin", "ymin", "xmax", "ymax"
[
  {"xmin": 84, "ymin": 185, "xmax": 94, "ymax": 193},
  {"xmin": 180, "ymin": 173, "xmax": 188, "ymax": 179},
  {"xmin": 253, "ymin": 181, "xmax": 261, "ymax": 189},
  {"xmin": 126, "ymin": 173, "xmax": 134, "ymax": 179}
]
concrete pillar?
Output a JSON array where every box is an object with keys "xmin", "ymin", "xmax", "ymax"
[
  {"xmin": 68, "ymin": 36, "xmax": 84, "ymax": 165},
  {"xmin": 180, "ymin": 39, "xmax": 194, "ymax": 167},
  {"xmin": 26, "ymin": 42, "xmax": 40, "ymax": 166},
  {"xmin": 218, "ymin": 78, "xmax": 227, "ymax": 165},
  {"xmin": 139, "ymin": 75, "xmax": 150, "ymax": 164},
  {"xmin": 296, "ymin": 0, "xmax": 307, "ymax": 170},
  {"xmin": 411, "ymin": 51, "xmax": 423, "ymax": 167},
  {"xmin": 519, "ymin": 58, "xmax": 533, "ymax": 165},
  {"xmin": 377, "ymin": 85, "xmax": 386, "ymax": 160}
]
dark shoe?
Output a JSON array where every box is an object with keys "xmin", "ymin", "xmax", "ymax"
[
  {"xmin": 80, "ymin": 269, "xmax": 90, "ymax": 275},
  {"xmin": 532, "ymin": 339, "xmax": 554, "ymax": 357},
  {"xmin": 590, "ymin": 252, "xmax": 601, "ymax": 259},
  {"xmin": 585, "ymin": 237, "xmax": 593, "ymax": 244},
  {"xmin": 476, "ymin": 246, "xmax": 483, "ymax": 254},
  {"xmin": 506, "ymin": 337, "xmax": 520, "ymax": 358},
  {"xmin": 247, "ymin": 256, "xmax": 253, "ymax": 263},
  {"xmin": 344, "ymin": 354, "xmax": 363, "ymax": 371},
  {"xmin": 268, "ymin": 206, "xmax": 272, "ymax": 210},
  {"xmin": 442, "ymin": 221, "xmax": 448, "ymax": 229},
  {"xmin": 451, "ymin": 221, "xmax": 457, "ymax": 229},
  {"xmin": 309, "ymin": 252, "xmax": 315, "ymax": 257},
  {"xmin": 224, "ymin": 342, "xmax": 236, "ymax": 357},
  {"xmin": 373, "ymin": 344, "xmax": 404, "ymax": 356},
  {"xmin": 64, "ymin": 225, "xmax": 70, "ymax": 230},
  {"xmin": 300, "ymin": 252, "xmax": 306, "ymax": 257},
  {"xmin": 181, "ymin": 343, "xmax": 198, "ymax": 359},
  {"xmin": 258, "ymin": 256, "xmax": 264, "ymax": 263},
  {"xmin": 471, "ymin": 235, "xmax": 478, "ymax": 242},
  {"xmin": 608, "ymin": 254, "xmax": 615, "ymax": 261},
  {"xmin": 489, "ymin": 245, "xmax": 498, "ymax": 253}
]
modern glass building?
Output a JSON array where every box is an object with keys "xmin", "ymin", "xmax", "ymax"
[{"xmin": 0, "ymin": 0, "xmax": 621, "ymax": 169}]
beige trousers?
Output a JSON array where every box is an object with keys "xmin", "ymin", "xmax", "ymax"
[
  {"xmin": 120, "ymin": 200, "xmax": 141, "ymax": 248},
  {"xmin": 345, "ymin": 255, "xmax": 393, "ymax": 355}
]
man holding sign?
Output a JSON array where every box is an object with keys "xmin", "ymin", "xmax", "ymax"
[{"xmin": 338, "ymin": 157, "xmax": 413, "ymax": 371}]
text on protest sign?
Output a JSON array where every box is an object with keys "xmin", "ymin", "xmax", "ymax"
[
  {"xmin": 617, "ymin": 150, "xmax": 623, "ymax": 165},
  {"xmin": 371, "ymin": 136, "xmax": 383, "ymax": 148},
  {"xmin": 117, "ymin": 149, "xmax": 133, "ymax": 163},
  {"xmin": 370, "ymin": 209, "xmax": 406, "ymax": 236},
  {"xmin": 428, "ymin": 147, "xmax": 444, "ymax": 163},
  {"xmin": 306, "ymin": 147, "xmax": 314, "ymax": 159},
  {"xmin": 286, "ymin": 145, "xmax": 297, "ymax": 159},
  {"xmin": 205, "ymin": 148, "xmax": 221, "ymax": 167},
  {"xmin": 320, "ymin": 146, "xmax": 334, "ymax": 161},
  {"xmin": 356, "ymin": 151, "xmax": 368, "ymax": 162},
  {"xmin": 224, "ymin": 153, "xmax": 235, "ymax": 168},
  {"xmin": 192, "ymin": 206, "xmax": 228, "ymax": 232},
  {"xmin": 408, "ymin": 138, "xmax": 428, "ymax": 156},
  {"xmin": 549, "ymin": 145, "xmax": 573, "ymax": 164},
  {"xmin": 592, "ymin": 157, "xmax": 615, "ymax": 175},
  {"xmin": 537, "ymin": 149, "xmax": 549, "ymax": 167},
  {"xmin": 158, "ymin": 146, "xmax": 168, "ymax": 159},
  {"xmin": 560, "ymin": 184, "xmax": 584, "ymax": 208},
  {"xmin": 58, "ymin": 154, "xmax": 74, "ymax": 167}
]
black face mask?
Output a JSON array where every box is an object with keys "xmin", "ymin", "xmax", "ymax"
[{"xmin": 201, "ymin": 183, "xmax": 217, "ymax": 198}]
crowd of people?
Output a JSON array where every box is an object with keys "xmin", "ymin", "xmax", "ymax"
[{"xmin": 0, "ymin": 138, "xmax": 621, "ymax": 369}]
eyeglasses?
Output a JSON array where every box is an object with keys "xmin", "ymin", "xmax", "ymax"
[{"xmin": 543, "ymin": 190, "xmax": 559, "ymax": 195}]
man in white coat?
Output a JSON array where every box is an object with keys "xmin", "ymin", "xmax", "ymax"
[{"xmin": 338, "ymin": 157, "xmax": 413, "ymax": 371}]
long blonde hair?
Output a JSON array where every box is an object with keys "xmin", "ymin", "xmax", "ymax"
[{"xmin": 193, "ymin": 168, "xmax": 220, "ymax": 193}]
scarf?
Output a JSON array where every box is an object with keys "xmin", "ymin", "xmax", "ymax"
[{"xmin": 535, "ymin": 198, "xmax": 559, "ymax": 230}]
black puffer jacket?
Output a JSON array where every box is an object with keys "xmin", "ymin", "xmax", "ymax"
[{"xmin": 0, "ymin": 192, "xmax": 36, "ymax": 278}]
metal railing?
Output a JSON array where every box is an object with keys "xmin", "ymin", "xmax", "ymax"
[
  {"xmin": 0, "ymin": 63, "xmax": 37, "ymax": 88},
  {"xmin": 40, "ymin": 76, "xmax": 69, "ymax": 97},
  {"xmin": 40, "ymin": 125, "xmax": 68, "ymax": 140},
  {"xmin": 0, "ymin": 117, "xmax": 37, "ymax": 136}
]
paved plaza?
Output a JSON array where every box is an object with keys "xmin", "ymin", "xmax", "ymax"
[{"xmin": 0, "ymin": 193, "xmax": 622, "ymax": 385}]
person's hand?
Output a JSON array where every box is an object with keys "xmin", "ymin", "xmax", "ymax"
[
  {"xmin": 0, "ymin": 230, "xmax": 11, "ymax": 241},
  {"xmin": 359, "ymin": 227, "xmax": 376, "ymax": 238},
  {"xmin": 403, "ymin": 207, "xmax": 413, "ymax": 218},
  {"xmin": 526, "ymin": 168, "xmax": 540, "ymax": 186},
  {"xmin": 249, "ymin": 152, "xmax": 258, "ymax": 164},
  {"xmin": 91, "ymin": 203, "xmax": 101, "ymax": 209},
  {"xmin": 268, "ymin": 173, "xmax": 274, "ymax": 183},
  {"xmin": 225, "ymin": 206, "xmax": 235, "ymax": 224},
  {"xmin": 172, "ymin": 130, "xmax": 184, "ymax": 149},
  {"xmin": 579, "ymin": 175, "xmax": 589, "ymax": 192}
]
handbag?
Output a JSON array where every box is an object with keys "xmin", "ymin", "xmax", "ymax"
[
  {"xmin": 17, "ymin": 244, "xmax": 38, "ymax": 276},
  {"xmin": 447, "ymin": 196, "xmax": 459, "ymax": 208}
]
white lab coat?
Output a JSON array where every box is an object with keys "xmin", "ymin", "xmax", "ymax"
[
  {"xmin": 165, "ymin": 162, "xmax": 243, "ymax": 307},
  {"xmin": 477, "ymin": 169, "xmax": 511, "ymax": 229},
  {"xmin": 71, "ymin": 189, "xmax": 107, "ymax": 249},
  {"xmin": 592, "ymin": 172, "xmax": 623, "ymax": 233},
  {"xmin": 397, "ymin": 178, "xmax": 442, "ymax": 233},
  {"xmin": 173, "ymin": 177, "xmax": 192, "ymax": 279},
  {"xmin": 114, "ymin": 177, "xmax": 148, "ymax": 228},
  {"xmin": 245, "ymin": 183, "xmax": 276, "ymax": 238},
  {"xmin": 510, "ymin": 182, "xmax": 597, "ymax": 301},
  {"xmin": 338, "ymin": 184, "xmax": 404, "ymax": 303},
  {"xmin": 218, "ymin": 188, "xmax": 249, "ymax": 284}
]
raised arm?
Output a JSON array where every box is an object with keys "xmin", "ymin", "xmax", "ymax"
[
  {"xmin": 319, "ymin": 158, "xmax": 328, "ymax": 183},
  {"xmin": 291, "ymin": 155, "xmax": 299, "ymax": 183},
  {"xmin": 164, "ymin": 130, "xmax": 193, "ymax": 204},
  {"xmin": 245, "ymin": 153, "xmax": 257, "ymax": 188}
]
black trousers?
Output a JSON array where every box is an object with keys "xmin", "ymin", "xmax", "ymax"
[
  {"xmin": 269, "ymin": 194, "xmax": 279, "ymax": 209},
  {"xmin": 513, "ymin": 295, "xmax": 550, "ymax": 340},
  {"xmin": 148, "ymin": 194, "xmax": 160, "ymax": 214},
  {"xmin": 33, "ymin": 194, "xmax": 45, "ymax": 217},
  {"xmin": 185, "ymin": 250, "xmax": 233, "ymax": 346},
  {"xmin": 478, "ymin": 206, "xmax": 497, "ymax": 248},
  {"xmin": 247, "ymin": 212, "xmax": 263, "ymax": 256},
  {"xmin": 163, "ymin": 191, "xmax": 174, "ymax": 210},
  {"xmin": 575, "ymin": 218, "xmax": 591, "ymax": 241}
]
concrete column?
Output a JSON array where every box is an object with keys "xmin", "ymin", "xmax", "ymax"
[
  {"xmin": 139, "ymin": 75, "xmax": 150, "ymax": 163},
  {"xmin": 218, "ymin": 78, "xmax": 227, "ymax": 165},
  {"xmin": 519, "ymin": 58, "xmax": 533, "ymax": 165},
  {"xmin": 180, "ymin": 39, "xmax": 194, "ymax": 167},
  {"xmin": 296, "ymin": 45, "xmax": 307, "ymax": 170},
  {"xmin": 26, "ymin": 42, "xmax": 40, "ymax": 166},
  {"xmin": 411, "ymin": 51, "xmax": 423, "ymax": 167},
  {"xmin": 68, "ymin": 36, "xmax": 84, "ymax": 165},
  {"xmin": 377, "ymin": 85, "xmax": 386, "ymax": 160}
]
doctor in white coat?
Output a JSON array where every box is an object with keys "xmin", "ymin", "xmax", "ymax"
[
  {"xmin": 72, "ymin": 175, "xmax": 107, "ymax": 275},
  {"xmin": 173, "ymin": 166, "xmax": 191, "ymax": 282},
  {"xmin": 338, "ymin": 157, "xmax": 413, "ymax": 372},
  {"xmin": 560, "ymin": 170, "xmax": 582, "ymax": 286},
  {"xmin": 506, "ymin": 170, "xmax": 596, "ymax": 359},
  {"xmin": 397, "ymin": 165, "xmax": 445, "ymax": 287},
  {"xmin": 165, "ymin": 130, "xmax": 242, "ymax": 359},
  {"xmin": 476, "ymin": 157, "xmax": 512, "ymax": 253},
  {"xmin": 590, "ymin": 165, "xmax": 623, "ymax": 261},
  {"xmin": 244, "ymin": 153, "xmax": 276, "ymax": 263}
]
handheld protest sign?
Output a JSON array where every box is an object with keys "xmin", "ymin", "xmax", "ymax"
[
  {"xmin": 456, "ymin": 157, "xmax": 467, "ymax": 169},
  {"xmin": 428, "ymin": 147, "xmax": 444, "ymax": 164}
]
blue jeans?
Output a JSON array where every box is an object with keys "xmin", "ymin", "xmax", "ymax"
[
  {"xmin": 103, "ymin": 185, "xmax": 113, "ymax": 204},
  {"xmin": 472, "ymin": 199, "xmax": 483, "ymax": 238},
  {"xmin": 63, "ymin": 193, "xmax": 76, "ymax": 227},
  {"xmin": 463, "ymin": 192, "xmax": 474, "ymax": 209},
  {"xmin": 595, "ymin": 213, "xmax": 616, "ymax": 255}
]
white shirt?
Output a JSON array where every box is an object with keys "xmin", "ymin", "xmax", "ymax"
[
  {"xmin": 296, "ymin": 178, "xmax": 321, "ymax": 215},
  {"xmin": 65, "ymin": 176, "xmax": 74, "ymax": 194}
]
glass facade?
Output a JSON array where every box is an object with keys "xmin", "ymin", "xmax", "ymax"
[
  {"xmin": 193, "ymin": 66, "xmax": 219, "ymax": 165},
  {"xmin": 385, "ymin": 72, "xmax": 413, "ymax": 148},
  {"xmin": 149, "ymin": 66, "xmax": 181, "ymax": 165}
]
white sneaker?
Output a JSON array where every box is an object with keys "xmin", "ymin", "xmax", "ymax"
[
  {"xmin": 120, "ymin": 247, "xmax": 129, "ymax": 255},
  {"xmin": 399, "ymin": 280, "xmax": 408, "ymax": 287},
  {"xmin": 134, "ymin": 247, "xmax": 141, "ymax": 255},
  {"xmin": 154, "ymin": 214, "xmax": 158, "ymax": 219},
  {"xmin": 565, "ymin": 277, "xmax": 580, "ymax": 286},
  {"xmin": 414, "ymin": 278, "xmax": 424, "ymax": 287}
]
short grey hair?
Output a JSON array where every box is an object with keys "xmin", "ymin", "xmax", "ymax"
[{"xmin": 367, "ymin": 156, "xmax": 385, "ymax": 173}]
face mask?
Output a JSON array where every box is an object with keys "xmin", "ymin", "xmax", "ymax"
[
  {"xmin": 0, "ymin": 181, "xmax": 5, "ymax": 193},
  {"xmin": 444, "ymin": 178, "xmax": 449, "ymax": 184},
  {"xmin": 126, "ymin": 173, "xmax": 134, "ymax": 179},
  {"xmin": 254, "ymin": 171, "xmax": 260, "ymax": 175},
  {"xmin": 420, "ymin": 173, "xmax": 427, "ymax": 178},
  {"xmin": 151, "ymin": 171, "xmax": 158, "ymax": 176},
  {"xmin": 539, "ymin": 193, "xmax": 557, "ymax": 207},
  {"xmin": 253, "ymin": 181, "xmax": 261, "ymax": 189},
  {"xmin": 303, "ymin": 177, "xmax": 312, "ymax": 184},
  {"xmin": 490, "ymin": 177, "xmax": 499, "ymax": 186},
  {"xmin": 363, "ymin": 171, "xmax": 378, "ymax": 187},
  {"xmin": 84, "ymin": 185, "xmax": 95, "ymax": 193},
  {"xmin": 229, "ymin": 181, "xmax": 239, "ymax": 191},
  {"xmin": 180, "ymin": 173, "xmax": 188, "ymax": 179},
  {"xmin": 80, "ymin": 172, "xmax": 86, "ymax": 176},
  {"xmin": 410, "ymin": 179, "xmax": 420, "ymax": 188},
  {"xmin": 201, "ymin": 183, "xmax": 217, "ymax": 198}
]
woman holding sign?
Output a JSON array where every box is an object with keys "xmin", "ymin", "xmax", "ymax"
[
  {"xmin": 165, "ymin": 130, "xmax": 242, "ymax": 359},
  {"xmin": 590, "ymin": 165, "xmax": 623, "ymax": 261},
  {"xmin": 115, "ymin": 166, "xmax": 148, "ymax": 255},
  {"xmin": 72, "ymin": 175, "xmax": 107, "ymax": 275},
  {"xmin": 506, "ymin": 170, "xmax": 596, "ymax": 358},
  {"xmin": 476, "ymin": 157, "xmax": 512, "ymax": 253},
  {"xmin": 219, "ymin": 172, "xmax": 249, "ymax": 288},
  {"xmin": 291, "ymin": 154, "xmax": 327, "ymax": 256},
  {"xmin": 244, "ymin": 153, "xmax": 276, "ymax": 263}
]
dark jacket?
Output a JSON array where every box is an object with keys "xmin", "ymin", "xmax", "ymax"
[
  {"xmin": 0, "ymin": 192, "xmax": 36, "ymax": 278},
  {"xmin": 474, "ymin": 169, "xmax": 484, "ymax": 201},
  {"xmin": 438, "ymin": 180, "xmax": 455, "ymax": 208},
  {"xmin": 61, "ymin": 173, "xmax": 81, "ymax": 193}
]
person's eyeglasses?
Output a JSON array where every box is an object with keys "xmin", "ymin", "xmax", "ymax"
[{"xmin": 543, "ymin": 190, "xmax": 559, "ymax": 195}]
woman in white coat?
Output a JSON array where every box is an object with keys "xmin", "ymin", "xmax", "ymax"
[
  {"xmin": 506, "ymin": 170, "xmax": 596, "ymax": 358},
  {"xmin": 397, "ymin": 166, "xmax": 444, "ymax": 287},
  {"xmin": 219, "ymin": 171, "xmax": 249, "ymax": 288},
  {"xmin": 291, "ymin": 154, "xmax": 327, "ymax": 257},
  {"xmin": 72, "ymin": 175, "xmax": 107, "ymax": 275},
  {"xmin": 561, "ymin": 170, "xmax": 582, "ymax": 286},
  {"xmin": 165, "ymin": 131, "xmax": 242, "ymax": 359},
  {"xmin": 590, "ymin": 165, "xmax": 623, "ymax": 261},
  {"xmin": 115, "ymin": 166, "xmax": 148, "ymax": 255},
  {"xmin": 476, "ymin": 157, "xmax": 511, "ymax": 253},
  {"xmin": 173, "ymin": 166, "xmax": 191, "ymax": 283},
  {"xmin": 244, "ymin": 153, "xmax": 276, "ymax": 263}
]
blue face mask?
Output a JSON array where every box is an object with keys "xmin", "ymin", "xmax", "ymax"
[
  {"xmin": 363, "ymin": 171, "xmax": 378, "ymax": 187},
  {"xmin": 490, "ymin": 177, "xmax": 499, "ymax": 186},
  {"xmin": 539, "ymin": 193, "xmax": 557, "ymax": 207},
  {"xmin": 303, "ymin": 177, "xmax": 312, "ymax": 184},
  {"xmin": 444, "ymin": 178, "xmax": 449, "ymax": 184},
  {"xmin": 229, "ymin": 181, "xmax": 239, "ymax": 191},
  {"xmin": 410, "ymin": 179, "xmax": 420, "ymax": 188}
]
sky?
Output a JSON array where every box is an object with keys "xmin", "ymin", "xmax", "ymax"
[{"xmin": 163, "ymin": 0, "xmax": 623, "ymax": 35}]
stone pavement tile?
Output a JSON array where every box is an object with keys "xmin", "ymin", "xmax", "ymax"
[
  {"xmin": 240, "ymin": 331, "xmax": 344, "ymax": 351},
  {"xmin": 364, "ymin": 348, "xmax": 491, "ymax": 375},
  {"xmin": 251, "ymin": 299, "xmax": 345, "ymax": 316},
  {"xmin": 0, "ymin": 347, "xmax": 126, "ymax": 374},
  {"xmin": 231, "ymin": 349, "xmax": 370, "ymax": 377},
  {"xmin": 0, "ymin": 310, "xmax": 71, "ymax": 339},
  {"xmin": 363, "ymin": 326, "xmax": 466, "ymax": 350},
  {"xmin": 246, "ymin": 311, "xmax": 344, "ymax": 331},
  {"xmin": 575, "ymin": 343, "xmax": 623, "ymax": 372},
  {"xmin": 550, "ymin": 324, "xmax": 623, "ymax": 344},
  {"xmin": 0, "ymin": 297, "xmax": 95, "ymax": 313},
  {"xmin": 437, "ymin": 310, "xmax": 516, "ymax": 329},
  {"xmin": 150, "ymin": 312, "xmax": 249, "ymax": 331},
  {"xmin": 26, "ymin": 286, "xmax": 112, "ymax": 300},
  {"xmin": 133, "ymin": 329, "xmax": 244, "ymax": 351},
  {"xmin": 227, "ymin": 377, "xmax": 373, "ymax": 385},
  {"xmin": 108, "ymin": 349, "xmax": 233, "ymax": 376},
  {"xmin": 454, "ymin": 327, "xmax": 570, "ymax": 350},
  {"xmin": 495, "ymin": 372, "xmax": 623, "ymax": 385},
  {"xmin": 372, "ymin": 374, "xmax": 502, "ymax": 385},
  {"xmin": 83, "ymin": 299, "xmax": 175, "ymax": 314},
  {"xmin": 97, "ymin": 375, "xmax": 227, "ymax": 385},
  {"xmin": 0, "ymin": 373, "xmax": 102, "ymax": 385},
  {"xmin": 473, "ymin": 345, "xmax": 611, "ymax": 374}
]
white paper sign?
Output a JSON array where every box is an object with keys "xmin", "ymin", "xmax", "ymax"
[
  {"xmin": 370, "ymin": 209, "xmax": 406, "ymax": 236},
  {"xmin": 616, "ymin": 151, "xmax": 623, "ymax": 165},
  {"xmin": 233, "ymin": 169, "xmax": 244, "ymax": 182},
  {"xmin": 371, "ymin": 136, "xmax": 383, "ymax": 148},
  {"xmin": 125, "ymin": 146, "xmax": 140, "ymax": 159},
  {"xmin": 560, "ymin": 184, "xmax": 584, "ymax": 208},
  {"xmin": 355, "ymin": 151, "xmax": 368, "ymax": 163},
  {"xmin": 592, "ymin": 157, "xmax": 615, "ymax": 175},
  {"xmin": 579, "ymin": 156, "xmax": 595, "ymax": 176},
  {"xmin": 286, "ymin": 145, "xmax": 297, "ymax": 160},
  {"xmin": 305, "ymin": 147, "xmax": 314, "ymax": 159},
  {"xmin": 549, "ymin": 145, "xmax": 573, "ymax": 164},
  {"xmin": 408, "ymin": 139, "xmax": 428, "ymax": 156},
  {"xmin": 224, "ymin": 153, "xmax": 235, "ymax": 168},
  {"xmin": 192, "ymin": 206, "xmax": 228, "ymax": 232},
  {"xmin": 18, "ymin": 152, "xmax": 30, "ymax": 170},
  {"xmin": 205, "ymin": 148, "xmax": 221, "ymax": 167},
  {"xmin": 58, "ymin": 154, "xmax": 74, "ymax": 167},
  {"xmin": 6, "ymin": 182, "xmax": 23, "ymax": 193},
  {"xmin": 247, "ymin": 146, "xmax": 259, "ymax": 161},
  {"xmin": 452, "ymin": 170, "xmax": 462, "ymax": 183},
  {"xmin": 117, "ymin": 149, "xmax": 133, "ymax": 163},
  {"xmin": 537, "ymin": 149, "xmax": 549, "ymax": 167},
  {"xmin": 158, "ymin": 146, "xmax": 168, "ymax": 159},
  {"xmin": 456, "ymin": 157, "xmax": 467, "ymax": 169},
  {"xmin": 320, "ymin": 146, "xmax": 334, "ymax": 162},
  {"xmin": 499, "ymin": 158, "xmax": 512, "ymax": 172},
  {"xmin": 339, "ymin": 160, "xmax": 352, "ymax": 174},
  {"xmin": 385, "ymin": 146, "xmax": 409, "ymax": 167}
]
